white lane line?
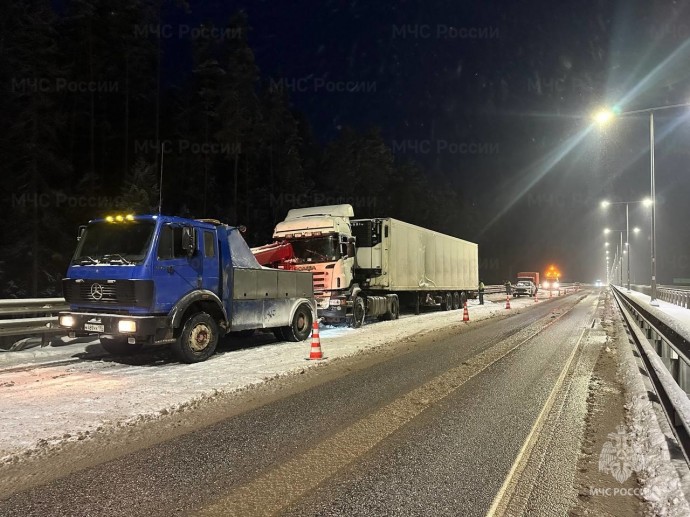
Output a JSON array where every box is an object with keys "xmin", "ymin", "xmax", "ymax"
[{"xmin": 486, "ymin": 327, "xmax": 587, "ymax": 517}]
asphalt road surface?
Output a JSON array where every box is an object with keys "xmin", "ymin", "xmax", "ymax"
[{"xmin": 0, "ymin": 290, "xmax": 602, "ymax": 516}]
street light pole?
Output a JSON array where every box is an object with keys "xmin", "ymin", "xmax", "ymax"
[
  {"xmin": 626, "ymin": 203, "xmax": 630, "ymax": 291},
  {"xmin": 619, "ymin": 232, "xmax": 623, "ymax": 286},
  {"xmin": 650, "ymin": 112, "xmax": 658, "ymax": 305}
]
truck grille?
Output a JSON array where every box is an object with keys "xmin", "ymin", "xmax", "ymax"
[
  {"xmin": 313, "ymin": 272, "xmax": 327, "ymax": 291},
  {"xmin": 63, "ymin": 279, "xmax": 153, "ymax": 307}
]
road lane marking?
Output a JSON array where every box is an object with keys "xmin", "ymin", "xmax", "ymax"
[
  {"xmin": 196, "ymin": 301, "xmax": 583, "ymax": 517},
  {"xmin": 485, "ymin": 327, "xmax": 587, "ymax": 517}
]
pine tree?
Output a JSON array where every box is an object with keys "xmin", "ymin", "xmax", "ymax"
[
  {"xmin": 0, "ymin": 1, "xmax": 71, "ymax": 296},
  {"xmin": 118, "ymin": 157, "xmax": 160, "ymax": 213}
]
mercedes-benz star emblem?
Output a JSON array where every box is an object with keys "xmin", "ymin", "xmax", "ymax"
[{"xmin": 90, "ymin": 283, "xmax": 104, "ymax": 300}]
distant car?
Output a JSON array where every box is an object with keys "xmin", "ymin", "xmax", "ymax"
[
  {"xmin": 513, "ymin": 280, "xmax": 536, "ymax": 297},
  {"xmin": 595, "ymin": 279, "xmax": 603, "ymax": 287}
]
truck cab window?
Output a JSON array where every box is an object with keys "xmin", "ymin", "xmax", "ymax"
[
  {"xmin": 158, "ymin": 225, "xmax": 186, "ymax": 260},
  {"xmin": 203, "ymin": 231, "xmax": 215, "ymax": 258},
  {"xmin": 290, "ymin": 235, "xmax": 341, "ymax": 263}
]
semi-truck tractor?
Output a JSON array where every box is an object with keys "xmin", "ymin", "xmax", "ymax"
[
  {"xmin": 58, "ymin": 214, "xmax": 315, "ymax": 363},
  {"xmin": 269, "ymin": 205, "xmax": 478, "ymax": 327}
]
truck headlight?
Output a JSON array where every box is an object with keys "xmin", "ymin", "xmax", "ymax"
[
  {"xmin": 59, "ymin": 315, "xmax": 75, "ymax": 328},
  {"xmin": 118, "ymin": 320, "xmax": 137, "ymax": 333}
]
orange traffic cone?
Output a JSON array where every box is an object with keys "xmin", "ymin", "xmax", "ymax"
[
  {"xmin": 309, "ymin": 320, "xmax": 323, "ymax": 360},
  {"xmin": 505, "ymin": 296, "xmax": 511, "ymax": 309},
  {"xmin": 463, "ymin": 301, "xmax": 470, "ymax": 322}
]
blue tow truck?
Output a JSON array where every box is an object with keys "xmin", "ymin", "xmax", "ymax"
[{"xmin": 58, "ymin": 214, "xmax": 315, "ymax": 363}]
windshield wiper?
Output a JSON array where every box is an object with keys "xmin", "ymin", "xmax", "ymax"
[
  {"xmin": 305, "ymin": 249, "xmax": 329, "ymax": 261},
  {"xmin": 101, "ymin": 253, "xmax": 133, "ymax": 265},
  {"xmin": 77, "ymin": 256, "xmax": 98, "ymax": 265}
]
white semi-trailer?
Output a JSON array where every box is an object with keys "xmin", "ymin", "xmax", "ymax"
[{"xmin": 271, "ymin": 205, "xmax": 478, "ymax": 327}]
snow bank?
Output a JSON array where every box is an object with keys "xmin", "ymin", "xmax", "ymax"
[{"xmin": 616, "ymin": 298, "xmax": 690, "ymax": 516}]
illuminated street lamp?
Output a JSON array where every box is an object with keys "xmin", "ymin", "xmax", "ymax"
[
  {"xmin": 601, "ymin": 200, "xmax": 648, "ymax": 292},
  {"xmin": 594, "ymin": 102, "xmax": 690, "ymax": 305},
  {"xmin": 604, "ymin": 228, "xmax": 625, "ymax": 286}
]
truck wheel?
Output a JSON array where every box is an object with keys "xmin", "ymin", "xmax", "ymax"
[
  {"xmin": 351, "ymin": 297, "xmax": 366, "ymax": 328},
  {"xmin": 390, "ymin": 296, "xmax": 400, "ymax": 319},
  {"xmin": 443, "ymin": 293, "xmax": 452, "ymax": 311},
  {"xmin": 452, "ymin": 292, "xmax": 461, "ymax": 310},
  {"xmin": 381, "ymin": 295, "xmax": 400, "ymax": 321},
  {"xmin": 172, "ymin": 312, "xmax": 219, "ymax": 363},
  {"xmin": 100, "ymin": 337, "xmax": 143, "ymax": 356},
  {"xmin": 281, "ymin": 303, "xmax": 313, "ymax": 342}
]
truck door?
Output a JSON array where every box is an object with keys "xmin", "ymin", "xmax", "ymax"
[
  {"xmin": 153, "ymin": 223, "xmax": 203, "ymax": 313},
  {"xmin": 201, "ymin": 229, "xmax": 220, "ymax": 293}
]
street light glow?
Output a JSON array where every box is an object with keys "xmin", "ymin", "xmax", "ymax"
[
  {"xmin": 601, "ymin": 200, "xmax": 610, "ymax": 208},
  {"xmin": 604, "ymin": 228, "xmax": 611, "ymax": 234},
  {"xmin": 643, "ymin": 198, "xmax": 653, "ymax": 207},
  {"xmin": 634, "ymin": 227, "xmax": 641, "ymax": 233},
  {"xmin": 593, "ymin": 109, "xmax": 614, "ymax": 125}
]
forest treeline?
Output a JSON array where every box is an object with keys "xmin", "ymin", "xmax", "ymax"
[{"xmin": 0, "ymin": 2, "xmax": 470, "ymax": 297}]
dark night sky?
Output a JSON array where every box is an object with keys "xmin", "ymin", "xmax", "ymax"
[{"xmin": 164, "ymin": 0, "xmax": 690, "ymax": 284}]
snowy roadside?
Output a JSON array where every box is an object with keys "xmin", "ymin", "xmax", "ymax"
[
  {"xmin": 614, "ymin": 294, "xmax": 690, "ymax": 516},
  {"xmin": 0, "ymin": 294, "xmax": 548, "ymax": 464}
]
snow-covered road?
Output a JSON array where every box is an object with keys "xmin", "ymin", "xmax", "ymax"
[{"xmin": 0, "ymin": 294, "xmax": 554, "ymax": 464}]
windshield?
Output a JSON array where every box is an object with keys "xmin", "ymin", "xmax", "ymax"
[
  {"xmin": 289, "ymin": 236, "xmax": 341, "ymax": 264},
  {"xmin": 72, "ymin": 221, "xmax": 155, "ymax": 265}
]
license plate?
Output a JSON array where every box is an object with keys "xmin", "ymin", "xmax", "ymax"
[
  {"xmin": 330, "ymin": 299, "xmax": 341, "ymax": 306},
  {"xmin": 84, "ymin": 323, "xmax": 104, "ymax": 332}
]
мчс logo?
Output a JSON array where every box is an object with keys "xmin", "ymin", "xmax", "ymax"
[{"xmin": 598, "ymin": 425, "xmax": 645, "ymax": 483}]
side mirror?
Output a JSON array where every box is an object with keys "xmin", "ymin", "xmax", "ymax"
[
  {"xmin": 347, "ymin": 237, "xmax": 356, "ymax": 258},
  {"xmin": 77, "ymin": 225, "xmax": 86, "ymax": 242},
  {"xmin": 182, "ymin": 226, "xmax": 196, "ymax": 256}
]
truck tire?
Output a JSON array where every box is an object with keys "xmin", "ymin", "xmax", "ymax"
[
  {"xmin": 441, "ymin": 293, "xmax": 453, "ymax": 311},
  {"xmin": 452, "ymin": 292, "xmax": 461, "ymax": 310},
  {"xmin": 351, "ymin": 296, "xmax": 366, "ymax": 328},
  {"xmin": 100, "ymin": 337, "xmax": 143, "ymax": 356},
  {"xmin": 172, "ymin": 312, "xmax": 219, "ymax": 363},
  {"xmin": 281, "ymin": 303, "xmax": 313, "ymax": 342},
  {"xmin": 380, "ymin": 295, "xmax": 400, "ymax": 321}
]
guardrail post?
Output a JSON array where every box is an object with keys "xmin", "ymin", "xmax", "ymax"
[
  {"xmin": 660, "ymin": 341, "xmax": 673, "ymax": 373},
  {"xmin": 679, "ymin": 361, "xmax": 690, "ymax": 396},
  {"xmin": 650, "ymin": 331, "xmax": 662, "ymax": 355},
  {"xmin": 669, "ymin": 348, "xmax": 680, "ymax": 384}
]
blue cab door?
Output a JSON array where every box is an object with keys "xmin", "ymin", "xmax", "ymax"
[
  {"xmin": 200, "ymin": 228, "xmax": 220, "ymax": 293},
  {"xmin": 153, "ymin": 223, "xmax": 203, "ymax": 313}
]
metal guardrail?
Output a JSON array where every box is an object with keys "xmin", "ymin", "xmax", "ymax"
[
  {"xmin": 0, "ymin": 283, "xmax": 580, "ymax": 349},
  {"xmin": 0, "ymin": 298, "xmax": 68, "ymax": 349},
  {"xmin": 612, "ymin": 285, "xmax": 690, "ymax": 460},
  {"xmin": 631, "ymin": 284, "xmax": 690, "ymax": 309}
]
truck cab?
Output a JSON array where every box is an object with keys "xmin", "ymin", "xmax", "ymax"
[
  {"xmin": 272, "ymin": 204, "xmax": 357, "ymax": 323},
  {"xmin": 59, "ymin": 214, "xmax": 314, "ymax": 362}
]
